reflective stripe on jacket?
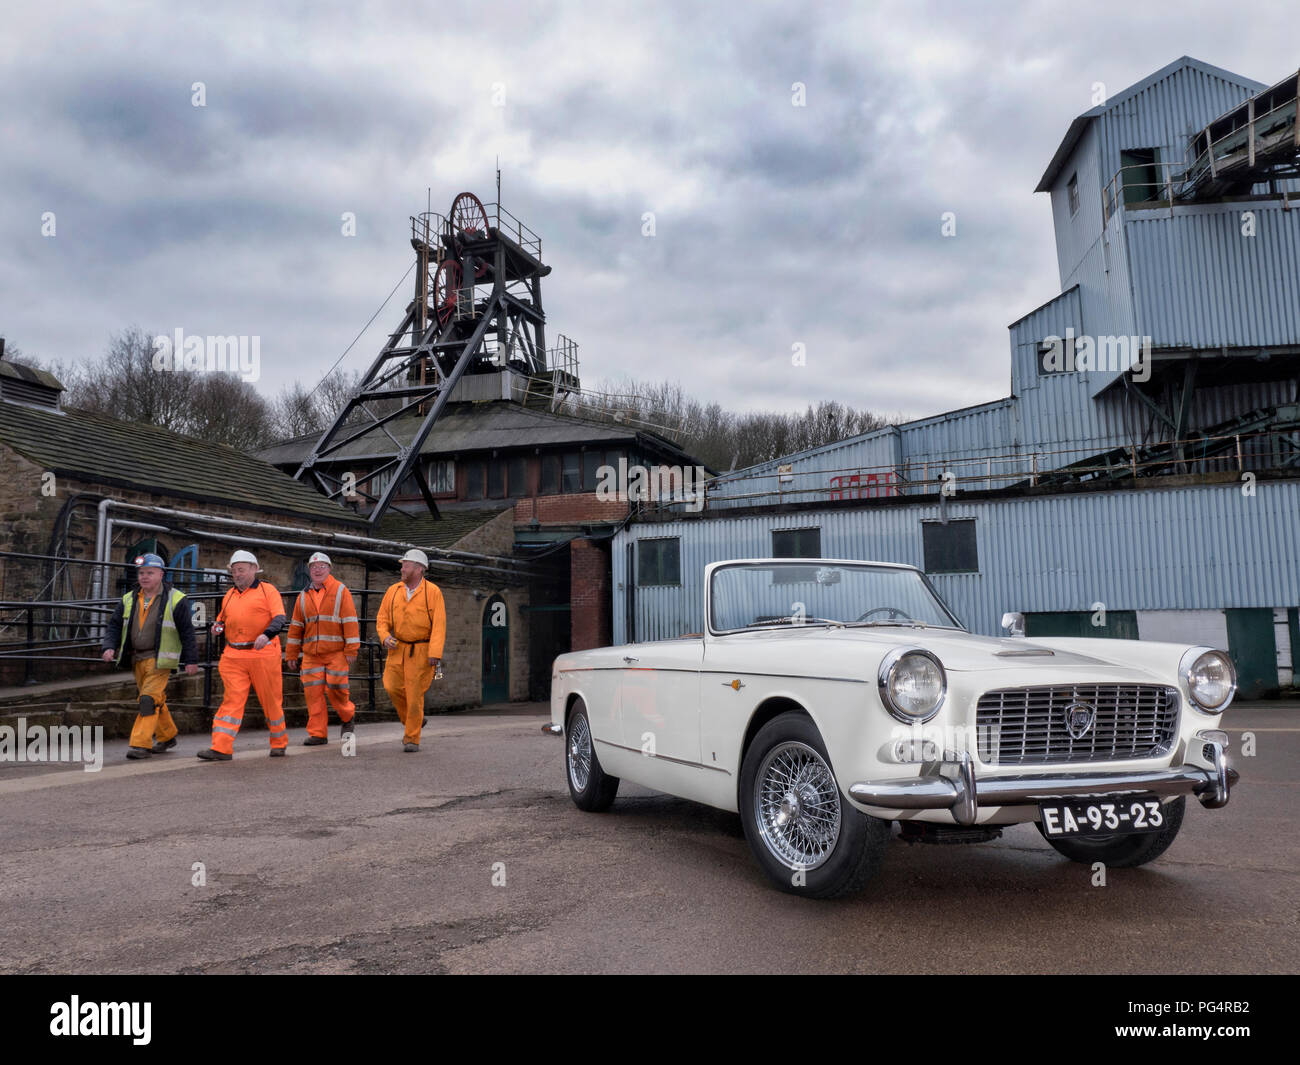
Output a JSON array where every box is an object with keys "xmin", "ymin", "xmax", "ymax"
[{"xmin": 285, "ymin": 575, "xmax": 360, "ymax": 656}]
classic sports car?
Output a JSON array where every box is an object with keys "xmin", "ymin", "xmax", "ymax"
[{"xmin": 546, "ymin": 558, "xmax": 1238, "ymax": 898}]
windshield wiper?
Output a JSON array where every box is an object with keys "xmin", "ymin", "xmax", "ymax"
[{"xmin": 756, "ymin": 616, "xmax": 845, "ymax": 629}]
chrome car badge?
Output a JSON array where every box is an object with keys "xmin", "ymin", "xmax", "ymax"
[{"xmin": 1064, "ymin": 701, "xmax": 1096, "ymax": 740}]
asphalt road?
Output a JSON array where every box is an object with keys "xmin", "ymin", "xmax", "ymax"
[{"xmin": 0, "ymin": 702, "xmax": 1295, "ymax": 975}]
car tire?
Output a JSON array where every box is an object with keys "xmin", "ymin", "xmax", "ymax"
[
  {"xmin": 740, "ymin": 710, "xmax": 891, "ymax": 898},
  {"xmin": 1037, "ymin": 796, "xmax": 1185, "ymax": 868},
  {"xmin": 565, "ymin": 699, "xmax": 619, "ymax": 812}
]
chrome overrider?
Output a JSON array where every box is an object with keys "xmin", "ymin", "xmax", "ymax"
[{"xmin": 848, "ymin": 737, "xmax": 1236, "ymax": 826}]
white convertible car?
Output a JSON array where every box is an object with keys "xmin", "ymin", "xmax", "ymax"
[{"xmin": 546, "ymin": 559, "xmax": 1238, "ymax": 898}]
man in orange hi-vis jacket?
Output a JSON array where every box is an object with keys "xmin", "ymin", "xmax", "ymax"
[
  {"xmin": 375, "ymin": 549, "xmax": 445, "ymax": 752},
  {"xmin": 285, "ymin": 551, "xmax": 360, "ymax": 746},
  {"xmin": 197, "ymin": 550, "xmax": 290, "ymax": 761}
]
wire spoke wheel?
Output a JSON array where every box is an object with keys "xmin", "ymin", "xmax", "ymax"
[
  {"xmin": 433, "ymin": 259, "xmax": 462, "ymax": 324},
  {"xmin": 568, "ymin": 712, "xmax": 592, "ymax": 792},
  {"xmin": 754, "ymin": 740, "xmax": 842, "ymax": 871},
  {"xmin": 448, "ymin": 191, "xmax": 490, "ymax": 242}
]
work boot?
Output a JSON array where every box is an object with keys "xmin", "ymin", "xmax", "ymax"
[
  {"xmin": 403, "ymin": 743, "xmax": 419, "ymax": 753},
  {"xmin": 196, "ymin": 748, "xmax": 232, "ymax": 761},
  {"xmin": 303, "ymin": 735, "xmax": 328, "ymax": 746},
  {"xmin": 340, "ymin": 717, "xmax": 355, "ymax": 736},
  {"xmin": 152, "ymin": 737, "xmax": 177, "ymax": 754},
  {"xmin": 126, "ymin": 746, "xmax": 151, "ymax": 760},
  {"xmin": 270, "ymin": 747, "xmax": 287, "ymax": 758}
]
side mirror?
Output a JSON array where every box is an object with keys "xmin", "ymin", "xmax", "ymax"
[{"xmin": 1001, "ymin": 612, "xmax": 1026, "ymax": 637}]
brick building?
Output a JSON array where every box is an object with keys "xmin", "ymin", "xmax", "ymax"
[
  {"xmin": 0, "ymin": 358, "xmax": 531, "ymax": 710},
  {"xmin": 260, "ymin": 367, "xmax": 710, "ymax": 689}
]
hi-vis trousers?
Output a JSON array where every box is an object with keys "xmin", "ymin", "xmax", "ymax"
[
  {"xmin": 128, "ymin": 657, "xmax": 178, "ymax": 750},
  {"xmin": 211, "ymin": 650, "xmax": 287, "ymax": 753},
  {"xmin": 382, "ymin": 643, "xmax": 433, "ymax": 745},
  {"xmin": 301, "ymin": 650, "xmax": 355, "ymax": 738}
]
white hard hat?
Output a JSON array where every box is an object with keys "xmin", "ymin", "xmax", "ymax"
[
  {"xmin": 228, "ymin": 550, "xmax": 260, "ymax": 569},
  {"xmin": 400, "ymin": 549, "xmax": 429, "ymax": 569},
  {"xmin": 308, "ymin": 551, "xmax": 332, "ymax": 567}
]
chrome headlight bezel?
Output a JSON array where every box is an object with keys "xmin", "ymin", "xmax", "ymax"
[
  {"xmin": 1179, "ymin": 647, "xmax": 1237, "ymax": 714},
  {"xmin": 877, "ymin": 647, "xmax": 947, "ymax": 724}
]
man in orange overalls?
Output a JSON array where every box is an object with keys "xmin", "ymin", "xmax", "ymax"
[
  {"xmin": 376, "ymin": 549, "xmax": 445, "ymax": 752},
  {"xmin": 197, "ymin": 550, "xmax": 290, "ymax": 761},
  {"xmin": 285, "ymin": 551, "xmax": 360, "ymax": 746}
]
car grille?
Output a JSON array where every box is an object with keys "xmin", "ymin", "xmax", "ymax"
[{"xmin": 975, "ymin": 685, "xmax": 1180, "ymax": 765}]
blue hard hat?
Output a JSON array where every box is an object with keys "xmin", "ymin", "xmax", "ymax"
[{"xmin": 135, "ymin": 553, "xmax": 166, "ymax": 569}]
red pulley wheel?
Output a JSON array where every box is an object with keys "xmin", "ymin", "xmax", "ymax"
[
  {"xmin": 433, "ymin": 259, "xmax": 462, "ymax": 324},
  {"xmin": 448, "ymin": 191, "xmax": 490, "ymax": 277}
]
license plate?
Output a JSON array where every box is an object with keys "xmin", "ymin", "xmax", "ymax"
[{"xmin": 1039, "ymin": 795, "xmax": 1167, "ymax": 837}]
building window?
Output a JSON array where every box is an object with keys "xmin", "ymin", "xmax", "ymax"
[
  {"xmin": 507, "ymin": 456, "xmax": 528, "ymax": 496},
  {"xmin": 638, "ymin": 537, "xmax": 680, "ymax": 586},
  {"xmin": 922, "ymin": 519, "xmax": 978, "ymax": 574},
  {"xmin": 541, "ymin": 454, "xmax": 560, "ymax": 495},
  {"xmin": 1067, "ymin": 173, "xmax": 1079, "ymax": 216},
  {"xmin": 1120, "ymin": 148, "xmax": 1161, "ymax": 206},
  {"xmin": 583, "ymin": 450, "xmax": 603, "ymax": 491},
  {"xmin": 772, "ymin": 528, "xmax": 821, "ymax": 559},
  {"xmin": 772, "ymin": 527, "xmax": 821, "ymax": 583},
  {"xmin": 428, "ymin": 460, "xmax": 455, "ymax": 494},
  {"xmin": 464, "ymin": 462, "xmax": 484, "ymax": 501},
  {"xmin": 561, "ymin": 452, "xmax": 581, "ymax": 493},
  {"xmin": 1037, "ymin": 335, "xmax": 1076, "ymax": 375}
]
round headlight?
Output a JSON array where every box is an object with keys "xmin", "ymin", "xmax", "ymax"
[
  {"xmin": 1180, "ymin": 648, "xmax": 1236, "ymax": 713},
  {"xmin": 878, "ymin": 648, "xmax": 946, "ymax": 723}
]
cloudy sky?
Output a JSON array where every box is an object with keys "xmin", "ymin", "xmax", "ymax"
[{"xmin": 3, "ymin": 0, "xmax": 1294, "ymax": 423}]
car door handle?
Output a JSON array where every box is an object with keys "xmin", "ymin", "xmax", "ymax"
[{"xmin": 623, "ymin": 656, "xmax": 638, "ymax": 663}]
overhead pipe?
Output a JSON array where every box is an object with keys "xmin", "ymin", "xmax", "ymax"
[
  {"xmin": 104, "ymin": 500, "xmax": 530, "ymax": 571},
  {"xmin": 107, "ymin": 516, "xmax": 528, "ymax": 583}
]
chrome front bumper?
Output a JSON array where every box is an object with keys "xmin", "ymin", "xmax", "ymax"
[{"xmin": 849, "ymin": 741, "xmax": 1236, "ymax": 826}]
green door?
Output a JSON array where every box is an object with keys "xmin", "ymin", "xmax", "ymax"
[
  {"xmin": 1225, "ymin": 608, "xmax": 1277, "ymax": 699},
  {"xmin": 481, "ymin": 595, "xmax": 509, "ymax": 704}
]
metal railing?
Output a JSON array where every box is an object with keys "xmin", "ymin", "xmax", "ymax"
[
  {"xmin": 0, "ymin": 551, "xmax": 403, "ymax": 716},
  {"xmin": 691, "ymin": 425, "xmax": 1300, "ymax": 511}
]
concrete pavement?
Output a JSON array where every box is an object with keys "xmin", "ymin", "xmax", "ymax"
[{"xmin": 0, "ymin": 702, "xmax": 1295, "ymax": 974}]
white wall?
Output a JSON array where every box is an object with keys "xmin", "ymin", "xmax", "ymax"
[{"xmin": 1135, "ymin": 609, "xmax": 1228, "ymax": 649}]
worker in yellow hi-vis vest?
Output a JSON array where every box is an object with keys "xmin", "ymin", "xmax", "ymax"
[
  {"xmin": 375, "ymin": 549, "xmax": 445, "ymax": 752},
  {"xmin": 101, "ymin": 553, "xmax": 199, "ymax": 760}
]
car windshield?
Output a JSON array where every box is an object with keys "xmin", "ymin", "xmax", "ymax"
[{"xmin": 709, "ymin": 561, "xmax": 963, "ymax": 633}]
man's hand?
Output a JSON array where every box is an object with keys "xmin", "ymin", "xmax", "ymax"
[
  {"xmin": 346, "ymin": 654, "xmax": 357, "ymax": 664},
  {"xmin": 253, "ymin": 634, "xmax": 270, "ymax": 651},
  {"xmin": 286, "ymin": 658, "xmax": 300, "ymax": 671},
  {"xmin": 430, "ymin": 657, "xmax": 441, "ymax": 669},
  {"xmin": 184, "ymin": 663, "xmax": 199, "ymax": 675},
  {"xmin": 383, "ymin": 636, "xmax": 397, "ymax": 649},
  {"xmin": 101, "ymin": 649, "xmax": 115, "ymax": 663},
  {"xmin": 212, "ymin": 622, "xmax": 224, "ymax": 636}
]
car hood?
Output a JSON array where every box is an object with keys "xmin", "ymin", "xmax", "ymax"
[{"xmin": 715, "ymin": 627, "xmax": 1147, "ymax": 674}]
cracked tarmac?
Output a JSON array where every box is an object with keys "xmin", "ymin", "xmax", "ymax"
[{"xmin": 0, "ymin": 703, "xmax": 1295, "ymax": 974}]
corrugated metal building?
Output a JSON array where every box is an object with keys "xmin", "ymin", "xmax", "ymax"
[{"xmin": 613, "ymin": 57, "xmax": 1300, "ymax": 696}]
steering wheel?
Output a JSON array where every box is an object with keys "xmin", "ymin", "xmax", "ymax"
[{"xmin": 855, "ymin": 606, "xmax": 914, "ymax": 623}]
